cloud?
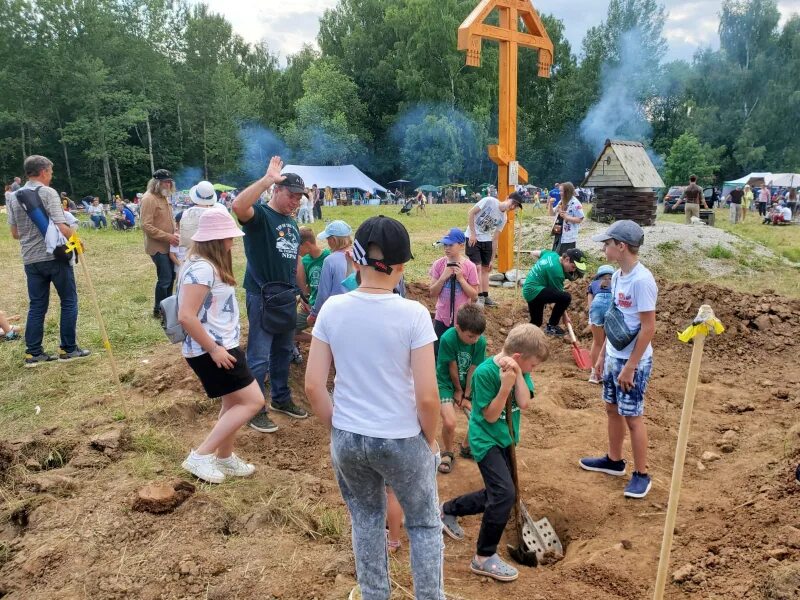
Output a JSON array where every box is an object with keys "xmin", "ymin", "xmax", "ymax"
[{"xmin": 195, "ymin": 0, "xmax": 800, "ymax": 63}]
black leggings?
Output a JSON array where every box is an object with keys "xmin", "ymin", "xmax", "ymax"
[
  {"xmin": 433, "ymin": 319, "xmax": 450, "ymax": 357},
  {"xmin": 527, "ymin": 287, "xmax": 571, "ymax": 327}
]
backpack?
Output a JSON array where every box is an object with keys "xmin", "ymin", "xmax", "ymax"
[
  {"xmin": 14, "ymin": 186, "xmax": 75, "ymax": 264},
  {"xmin": 160, "ymin": 258, "xmax": 215, "ymax": 344}
]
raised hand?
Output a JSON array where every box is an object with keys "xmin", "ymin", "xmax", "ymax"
[{"xmin": 265, "ymin": 156, "xmax": 286, "ymax": 184}]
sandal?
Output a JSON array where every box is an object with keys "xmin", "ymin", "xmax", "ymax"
[
  {"xmin": 438, "ymin": 451, "xmax": 454, "ymax": 474},
  {"xmin": 459, "ymin": 444, "xmax": 473, "ymax": 460},
  {"xmin": 469, "ymin": 554, "xmax": 519, "ymax": 582}
]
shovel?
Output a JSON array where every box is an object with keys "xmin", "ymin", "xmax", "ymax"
[
  {"xmin": 563, "ymin": 312, "xmax": 592, "ymax": 370},
  {"xmin": 504, "ymin": 395, "xmax": 564, "ymax": 566}
]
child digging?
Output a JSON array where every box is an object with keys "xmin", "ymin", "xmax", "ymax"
[
  {"xmin": 441, "ymin": 324, "xmax": 549, "ymax": 582},
  {"xmin": 586, "ymin": 265, "xmax": 614, "ymax": 384},
  {"xmin": 580, "ymin": 221, "xmax": 657, "ymax": 499},
  {"xmin": 436, "ymin": 303, "xmax": 486, "ymax": 474}
]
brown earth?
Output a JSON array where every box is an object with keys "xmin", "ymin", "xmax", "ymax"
[{"xmin": 0, "ymin": 280, "xmax": 799, "ymax": 599}]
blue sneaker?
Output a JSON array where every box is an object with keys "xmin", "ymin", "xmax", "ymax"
[
  {"xmin": 624, "ymin": 472, "xmax": 652, "ymax": 499},
  {"xmin": 579, "ymin": 454, "xmax": 627, "ymax": 476}
]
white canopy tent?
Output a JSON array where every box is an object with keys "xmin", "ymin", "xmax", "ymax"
[
  {"xmin": 281, "ymin": 164, "xmax": 387, "ymax": 194},
  {"xmin": 771, "ymin": 173, "xmax": 800, "ymax": 187},
  {"xmin": 724, "ymin": 172, "xmax": 773, "ymax": 186}
]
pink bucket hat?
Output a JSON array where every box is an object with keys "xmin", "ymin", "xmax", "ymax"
[{"xmin": 191, "ymin": 209, "xmax": 245, "ymax": 242}]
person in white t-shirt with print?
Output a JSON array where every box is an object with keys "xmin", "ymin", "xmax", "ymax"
[
  {"xmin": 555, "ymin": 182, "xmax": 585, "ymax": 254},
  {"xmin": 465, "ymin": 189, "xmax": 524, "ymax": 307},
  {"xmin": 178, "ymin": 209, "xmax": 263, "ymax": 484},
  {"xmin": 580, "ymin": 220, "xmax": 657, "ymax": 500},
  {"xmin": 305, "ymin": 216, "xmax": 445, "ymax": 600}
]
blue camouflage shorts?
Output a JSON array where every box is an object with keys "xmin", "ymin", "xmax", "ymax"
[{"xmin": 603, "ymin": 356, "xmax": 653, "ymax": 417}]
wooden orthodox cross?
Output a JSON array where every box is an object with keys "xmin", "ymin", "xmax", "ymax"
[{"xmin": 458, "ymin": 0, "xmax": 553, "ymax": 272}]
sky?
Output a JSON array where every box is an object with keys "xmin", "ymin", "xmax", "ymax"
[{"xmin": 200, "ymin": 0, "xmax": 800, "ymax": 64}]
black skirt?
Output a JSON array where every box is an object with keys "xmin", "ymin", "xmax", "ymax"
[{"xmin": 185, "ymin": 346, "xmax": 255, "ymax": 398}]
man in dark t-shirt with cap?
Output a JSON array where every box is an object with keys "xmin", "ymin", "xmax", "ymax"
[
  {"xmin": 673, "ymin": 175, "xmax": 708, "ymax": 225},
  {"xmin": 233, "ymin": 156, "xmax": 308, "ymax": 434}
]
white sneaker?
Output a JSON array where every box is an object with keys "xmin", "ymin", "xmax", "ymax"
[
  {"xmin": 476, "ymin": 296, "xmax": 485, "ymax": 307},
  {"xmin": 588, "ymin": 371, "xmax": 602, "ymax": 384},
  {"xmin": 216, "ymin": 453, "xmax": 255, "ymax": 477},
  {"xmin": 182, "ymin": 450, "xmax": 225, "ymax": 484}
]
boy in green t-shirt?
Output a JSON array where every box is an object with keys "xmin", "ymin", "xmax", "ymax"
[
  {"xmin": 441, "ymin": 324, "xmax": 549, "ymax": 582},
  {"xmin": 295, "ymin": 227, "xmax": 331, "ymax": 340},
  {"xmin": 522, "ymin": 247, "xmax": 586, "ymax": 336},
  {"xmin": 436, "ymin": 304, "xmax": 486, "ymax": 474}
]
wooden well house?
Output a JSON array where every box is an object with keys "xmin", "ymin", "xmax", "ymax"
[{"xmin": 582, "ymin": 139, "xmax": 665, "ymax": 226}]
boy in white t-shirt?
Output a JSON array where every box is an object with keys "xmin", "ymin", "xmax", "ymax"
[
  {"xmin": 465, "ymin": 190, "xmax": 524, "ymax": 307},
  {"xmin": 580, "ymin": 220, "xmax": 657, "ymax": 499},
  {"xmin": 305, "ymin": 216, "xmax": 444, "ymax": 600}
]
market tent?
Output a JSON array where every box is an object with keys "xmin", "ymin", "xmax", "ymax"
[
  {"xmin": 213, "ymin": 183, "xmax": 236, "ymax": 192},
  {"xmin": 771, "ymin": 173, "xmax": 800, "ymax": 187},
  {"xmin": 282, "ymin": 164, "xmax": 387, "ymax": 193},
  {"xmin": 724, "ymin": 172, "xmax": 773, "ymax": 186}
]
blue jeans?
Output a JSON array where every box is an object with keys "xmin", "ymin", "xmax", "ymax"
[
  {"xmin": 150, "ymin": 252, "xmax": 175, "ymax": 314},
  {"xmin": 24, "ymin": 260, "xmax": 79, "ymax": 355},
  {"xmin": 331, "ymin": 428, "xmax": 444, "ymax": 600},
  {"xmin": 245, "ymin": 291, "xmax": 295, "ymax": 408},
  {"xmin": 91, "ymin": 214, "xmax": 107, "ymax": 228}
]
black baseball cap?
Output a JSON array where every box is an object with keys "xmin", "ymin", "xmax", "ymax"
[
  {"xmin": 352, "ymin": 215, "xmax": 413, "ymax": 274},
  {"xmin": 508, "ymin": 191, "xmax": 525, "ymax": 209},
  {"xmin": 277, "ymin": 173, "xmax": 305, "ymax": 194},
  {"xmin": 564, "ymin": 248, "xmax": 587, "ymax": 274},
  {"xmin": 153, "ymin": 169, "xmax": 172, "ymax": 181}
]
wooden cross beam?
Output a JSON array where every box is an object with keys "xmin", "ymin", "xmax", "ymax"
[{"xmin": 458, "ymin": 0, "xmax": 553, "ymax": 272}]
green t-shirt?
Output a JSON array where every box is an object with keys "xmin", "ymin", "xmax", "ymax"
[
  {"xmin": 522, "ymin": 249, "xmax": 565, "ymax": 302},
  {"xmin": 241, "ymin": 204, "xmax": 300, "ymax": 294},
  {"xmin": 302, "ymin": 248, "xmax": 331, "ymax": 306},
  {"xmin": 436, "ymin": 327, "xmax": 487, "ymax": 395},
  {"xmin": 467, "ymin": 357, "xmax": 534, "ymax": 463}
]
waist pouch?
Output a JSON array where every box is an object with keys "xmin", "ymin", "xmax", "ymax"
[
  {"xmin": 604, "ymin": 303, "xmax": 640, "ymax": 351},
  {"xmin": 260, "ymin": 281, "xmax": 298, "ymax": 334}
]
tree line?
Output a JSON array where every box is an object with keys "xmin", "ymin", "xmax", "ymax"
[{"xmin": 0, "ymin": 0, "xmax": 797, "ymax": 202}]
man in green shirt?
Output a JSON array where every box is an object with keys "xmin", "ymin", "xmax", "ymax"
[
  {"xmin": 522, "ymin": 247, "xmax": 586, "ymax": 336},
  {"xmin": 232, "ymin": 156, "xmax": 309, "ymax": 434},
  {"xmin": 441, "ymin": 324, "xmax": 550, "ymax": 582},
  {"xmin": 436, "ymin": 304, "xmax": 487, "ymax": 474}
]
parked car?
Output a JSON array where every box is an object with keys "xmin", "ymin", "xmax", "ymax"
[{"xmin": 662, "ymin": 186, "xmax": 685, "ymax": 213}]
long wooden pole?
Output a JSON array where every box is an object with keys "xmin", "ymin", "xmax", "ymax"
[
  {"xmin": 652, "ymin": 332, "xmax": 707, "ymax": 599},
  {"xmin": 75, "ymin": 245, "xmax": 126, "ymax": 413}
]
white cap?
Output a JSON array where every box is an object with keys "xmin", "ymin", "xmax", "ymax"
[{"xmin": 190, "ymin": 181, "xmax": 217, "ymax": 206}]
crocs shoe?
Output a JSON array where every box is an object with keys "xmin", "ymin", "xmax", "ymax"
[
  {"xmin": 623, "ymin": 471, "xmax": 652, "ymax": 499},
  {"xmin": 216, "ymin": 453, "xmax": 255, "ymax": 477},
  {"xmin": 441, "ymin": 505, "xmax": 464, "ymax": 540},
  {"xmin": 579, "ymin": 454, "xmax": 627, "ymax": 476},
  {"xmin": 469, "ymin": 554, "xmax": 518, "ymax": 582},
  {"xmin": 182, "ymin": 450, "xmax": 225, "ymax": 484}
]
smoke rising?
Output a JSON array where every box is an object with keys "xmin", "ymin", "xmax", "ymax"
[{"xmin": 580, "ymin": 29, "xmax": 654, "ymax": 153}]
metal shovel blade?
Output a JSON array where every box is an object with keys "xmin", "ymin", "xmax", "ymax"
[{"xmin": 518, "ymin": 502, "xmax": 564, "ymax": 562}]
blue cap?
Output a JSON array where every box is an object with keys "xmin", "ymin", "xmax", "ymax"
[
  {"xmin": 317, "ymin": 220, "xmax": 353, "ymax": 239},
  {"xmin": 440, "ymin": 227, "xmax": 466, "ymax": 245},
  {"xmin": 594, "ymin": 264, "xmax": 615, "ymax": 279}
]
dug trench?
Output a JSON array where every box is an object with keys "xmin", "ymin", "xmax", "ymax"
[{"xmin": 0, "ymin": 280, "xmax": 798, "ymax": 599}]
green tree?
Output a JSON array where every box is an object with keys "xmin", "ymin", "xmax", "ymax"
[{"xmin": 664, "ymin": 133, "xmax": 721, "ymax": 186}]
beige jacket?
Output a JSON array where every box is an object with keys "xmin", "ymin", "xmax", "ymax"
[{"xmin": 140, "ymin": 192, "xmax": 175, "ymax": 255}]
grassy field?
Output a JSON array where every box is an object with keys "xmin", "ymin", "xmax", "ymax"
[{"xmin": 0, "ymin": 203, "xmax": 798, "ymax": 439}]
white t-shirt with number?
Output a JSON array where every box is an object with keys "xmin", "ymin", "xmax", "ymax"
[
  {"xmin": 465, "ymin": 196, "xmax": 507, "ymax": 242},
  {"xmin": 179, "ymin": 258, "xmax": 241, "ymax": 358},
  {"xmin": 312, "ymin": 291, "xmax": 438, "ymax": 439},
  {"xmin": 606, "ymin": 262, "xmax": 658, "ymax": 361}
]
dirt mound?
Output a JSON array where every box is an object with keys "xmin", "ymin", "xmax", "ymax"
[
  {"xmin": 1, "ymin": 278, "xmax": 799, "ymax": 599},
  {"xmin": 132, "ymin": 480, "xmax": 195, "ymax": 514}
]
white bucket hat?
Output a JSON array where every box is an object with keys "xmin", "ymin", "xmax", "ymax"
[{"xmin": 189, "ymin": 181, "xmax": 217, "ymax": 206}]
